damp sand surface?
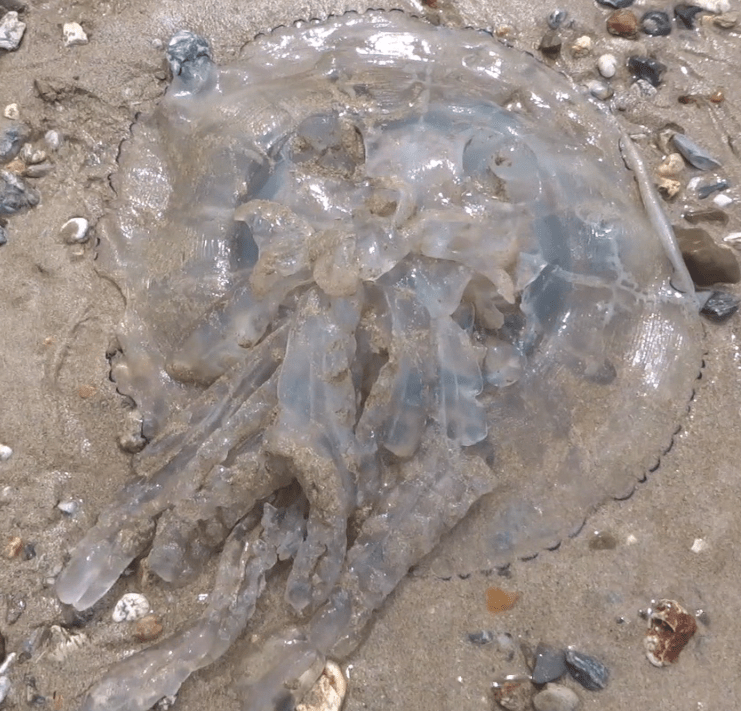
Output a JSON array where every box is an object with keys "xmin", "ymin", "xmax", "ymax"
[{"xmin": 1, "ymin": 0, "xmax": 740, "ymax": 709}]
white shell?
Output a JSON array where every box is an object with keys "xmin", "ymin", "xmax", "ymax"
[
  {"xmin": 3, "ymin": 103, "xmax": 19, "ymax": 120},
  {"xmin": 59, "ymin": 217, "xmax": 90, "ymax": 244},
  {"xmin": 0, "ymin": 445, "xmax": 12, "ymax": 462},
  {"xmin": 63, "ymin": 22, "xmax": 88, "ymax": 47},
  {"xmin": 597, "ymin": 53, "xmax": 617, "ymax": 79},
  {"xmin": 112, "ymin": 592, "xmax": 151, "ymax": 622},
  {"xmin": 296, "ymin": 661, "xmax": 347, "ymax": 711}
]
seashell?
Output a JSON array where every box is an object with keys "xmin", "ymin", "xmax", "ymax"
[{"xmin": 53, "ymin": 12, "xmax": 703, "ymax": 711}]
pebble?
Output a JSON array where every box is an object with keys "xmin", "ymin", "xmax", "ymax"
[
  {"xmin": 674, "ymin": 3, "xmax": 705, "ymax": 28},
  {"xmin": 701, "ymin": 290, "xmax": 739, "ymax": 321},
  {"xmin": 486, "ymin": 587, "xmax": 520, "ymax": 613},
  {"xmin": 154, "ymin": 696, "xmax": 177, "ymax": 711},
  {"xmin": 674, "ymin": 226, "xmax": 740, "ymax": 285},
  {"xmin": 468, "ymin": 630, "xmax": 495, "ymax": 645},
  {"xmin": 713, "ymin": 193, "xmax": 733, "ymax": 207},
  {"xmin": 0, "ymin": 119, "xmax": 30, "ymax": 161},
  {"xmin": 296, "ymin": 660, "xmax": 347, "ymax": 711},
  {"xmin": 656, "ymin": 152, "xmax": 684, "ymax": 176},
  {"xmin": 644, "ymin": 599, "xmax": 698, "ymax": 666},
  {"xmin": 19, "ymin": 144, "xmax": 46, "ymax": 165},
  {"xmin": 62, "ymin": 22, "xmax": 88, "ymax": 47},
  {"xmin": 657, "ymin": 177, "xmax": 681, "ymax": 199},
  {"xmin": 641, "ymin": 10, "xmax": 672, "ymax": 34},
  {"xmin": 59, "ymin": 217, "xmax": 89, "ymax": 244},
  {"xmin": 533, "ymin": 684, "xmax": 580, "ymax": 711},
  {"xmin": 0, "ymin": 676, "xmax": 9, "ymax": 704},
  {"xmin": 134, "ymin": 614, "xmax": 163, "ymax": 641},
  {"xmin": 588, "ymin": 530, "xmax": 618, "ymax": 550},
  {"xmin": 492, "ymin": 676, "xmax": 533, "ymax": 711},
  {"xmin": 23, "ymin": 161, "xmax": 52, "ymax": 178},
  {"xmin": 57, "ymin": 498, "xmax": 79, "ymax": 515},
  {"xmin": 697, "ymin": 180, "xmax": 729, "ymax": 199},
  {"xmin": 547, "ymin": 9, "xmax": 567, "ymax": 29},
  {"xmin": 0, "ymin": 444, "xmax": 12, "ymax": 461},
  {"xmin": 531, "ymin": 643, "xmax": 567, "ymax": 684},
  {"xmin": 5, "ymin": 595, "xmax": 25, "ymax": 624},
  {"xmin": 596, "ymin": 0, "xmax": 634, "ymax": 7},
  {"xmin": 672, "ymin": 133, "xmax": 721, "ymax": 170},
  {"xmin": 685, "ymin": 207, "xmax": 729, "ymax": 225},
  {"xmin": 44, "ymin": 130, "xmax": 61, "ymax": 151},
  {"xmin": 571, "ymin": 35, "xmax": 592, "ymax": 58},
  {"xmin": 112, "ymin": 592, "xmax": 151, "ymax": 622},
  {"xmin": 587, "ymin": 80, "xmax": 613, "ymax": 100},
  {"xmin": 627, "ymin": 56, "xmax": 667, "ymax": 87},
  {"xmin": 539, "ymin": 31, "xmax": 562, "ymax": 57},
  {"xmin": 1, "ymin": 170, "xmax": 39, "ymax": 214},
  {"xmin": 0, "ymin": 10, "xmax": 25, "ymax": 50},
  {"xmin": 565, "ymin": 648, "xmax": 609, "ymax": 691},
  {"xmin": 713, "ymin": 11, "xmax": 738, "ymax": 26},
  {"xmin": 0, "ymin": 224, "xmax": 6, "ymax": 246},
  {"xmin": 3, "ymin": 103, "xmax": 19, "ymax": 120},
  {"xmin": 597, "ymin": 53, "xmax": 617, "ymax": 78},
  {"xmin": 695, "ymin": 0, "xmax": 730, "ymax": 12},
  {"xmin": 606, "ymin": 9, "xmax": 639, "ymax": 37}
]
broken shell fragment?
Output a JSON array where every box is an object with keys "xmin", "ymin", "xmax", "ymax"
[
  {"xmin": 296, "ymin": 661, "xmax": 346, "ymax": 711},
  {"xmin": 644, "ymin": 599, "xmax": 697, "ymax": 667}
]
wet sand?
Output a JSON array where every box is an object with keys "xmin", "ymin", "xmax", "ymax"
[{"xmin": 1, "ymin": 0, "xmax": 740, "ymax": 709}]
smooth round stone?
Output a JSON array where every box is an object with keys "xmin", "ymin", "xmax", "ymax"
[
  {"xmin": 596, "ymin": 0, "xmax": 634, "ymax": 7},
  {"xmin": 59, "ymin": 217, "xmax": 90, "ymax": 244},
  {"xmin": 533, "ymin": 684, "xmax": 580, "ymax": 711},
  {"xmin": 641, "ymin": 10, "xmax": 672, "ymax": 34},
  {"xmin": 597, "ymin": 53, "xmax": 617, "ymax": 78}
]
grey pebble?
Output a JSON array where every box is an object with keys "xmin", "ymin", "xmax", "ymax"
[
  {"xmin": 0, "ymin": 118, "xmax": 30, "ymax": 161},
  {"xmin": 532, "ymin": 643, "xmax": 567, "ymax": 684},
  {"xmin": 587, "ymin": 79, "xmax": 613, "ymax": 101},
  {"xmin": 701, "ymin": 290, "xmax": 739, "ymax": 322},
  {"xmin": 675, "ymin": 3, "xmax": 705, "ymax": 28},
  {"xmin": 468, "ymin": 630, "xmax": 495, "ymax": 645},
  {"xmin": 0, "ymin": 170, "xmax": 39, "ymax": 214},
  {"xmin": 23, "ymin": 161, "xmax": 53, "ymax": 179},
  {"xmin": 166, "ymin": 30, "xmax": 212, "ymax": 92},
  {"xmin": 547, "ymin": 9, "xmax": 568, "ymax": 29},
  {"xmin": 533, "ymin": 684, "xmax": 580, "ymax": 711},
  {"xmin": 539, "ymin": 31, "xmax": 562, "ymax": 56},
  {"xmin": 641, "ymin": 10, "xmax": 672, "ymax": 34},
  {"xmin": 0, "ymin": 10, "xmax": 25, "ymax": 51},
  {"xmin": 596, "ymin": 0, "xmax": 634, "ymax": 7},
  {"xmin": 0, "ymin": 224, "xmax": 6, "ymax": 246},
  {"xmin": 565, "ymin": 648, "xmax": 609, "ymax": 691},
  {"xmin": 697, "ymin": 180, "xmax": 729, "ymax": 199},
  {"xmin": 672, "ymin": 133, "xmax": 722, "ymax": 170}
]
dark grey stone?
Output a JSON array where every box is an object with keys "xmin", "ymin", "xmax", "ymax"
[
  {"xmin": 565, "ymin": 648, "xmax": 609, "ymax": 690},
  {"xmin": 627, "ymin": 55, "xmax": 667, "ymax": 87},
  {"xmin": 674, "ymin": 3, "xmax": 704, "ymax": 28},
  {"xmin": 0, "ymin": 170, "xmax": 39, "ymax": 215},
  {"xmin": 697, "ymin": 180, "xmax": 729, "ymax": 199},
  {"xmin": 701, "ymin": 291, "xmax": 739, "ymax": 322},
  {"xmin": 539, "ymin": 31, "xmax": 562, "ymax": 56},
  {"xmin": 0, "ymin": 118, "xmax": 30, "ymax": 162},
  {"xmin": 641, "ymin": 10, "xmax": 672, "ymax": 35},
  {"xmin": 672, "ymin": 133, "xmax": 722, "ymax": 170},
  {"xmin": 532, "ymin": 643, "xmax": 567, "ymax": 684},
  {"xmin": 596, "ymin": 0, "xmax": 634, "ymax": 7},
  {"xmin": 0, "ymin": 224, "xmax": 6, "ymax": 246}
]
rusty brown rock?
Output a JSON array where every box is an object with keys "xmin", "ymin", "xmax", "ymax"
[
  {"xmin": 133, "ymin": 614, "xmax": 163, "ymax": 642},
  {"xmin": 492, "ymin": 676, "xmax": 533, "ymax": 711},
  {"xmin": 606, "ymin": 9, "xmax": 638, "ymax": 38},
  {"xmin": 645, "ymin": 599, "xmax": 697, "ymax": 666},
  {"xmin": 674, "ymin": 226, "xmax": 741, "ymax": 286}
]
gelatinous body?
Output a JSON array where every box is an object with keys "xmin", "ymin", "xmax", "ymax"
[{"xmin": 55, "ymin": 12, "xmax": 702, "ymax": 710}]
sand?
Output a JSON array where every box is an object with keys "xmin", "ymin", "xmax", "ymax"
[{"xmin": 0, "ymin": 0, "xmax": 740, "ymax": 709}]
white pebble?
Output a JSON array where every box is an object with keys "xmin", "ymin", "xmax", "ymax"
[
  {"xmin": 723, "ymin": 232, "xmax": 741, "ymax": 245},
  {"xmin": 44, "ymin": 130, "xmax": 62, "ymax": 151},
  {"xmin": 597, "ymin": 54, "xmax": 617, "ymax": 79},
  {"xmin": 0, "ymin": 444, "xmax": 12, "ymax": 462},
  {"xmin": 3, "ymin": 103, "xmax": 19, "ymax": 120},
  {"xmin": 691, "ymin": 538, "xmax": 707, "ymax": 553},
  {"xmin": 57, "ymin": 499, "xmax": 79, "ymax": 515},
  {"xmin": 0, "ymin": 11, "xmax": 26, "ymax": 51},
  {"xmin": 587, "ymin": 79, "xmax": 613, "ymax": 101},
  {"xmin": 533, "ymin": 683, "xmax": 580, "ymax": 711},
  {"xmin": 59, "ymin": 217, "xmax": 89, "ymax": 244},
  {"xmin": 63, "ymin": 22, "xmax": 88, "ymax": 47},
  {"xmin": 112, "ymin": 592, "xmax": 151, "ymax": 622},
  {"xmin": 714, "ymin": 193, "xmax": 733, "ymax": 207},
  {"xmin": 687, "ymin": 176, "xmax": 703, "ymax": 191},
  {"xmin": 695, "ymin": 0, "xmax": 731, "ymax": 12}
]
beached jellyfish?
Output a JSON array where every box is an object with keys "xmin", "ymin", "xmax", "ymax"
[{"xmin": 54, "ymin": 11, "xmax": 703, "ymax": 710}]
